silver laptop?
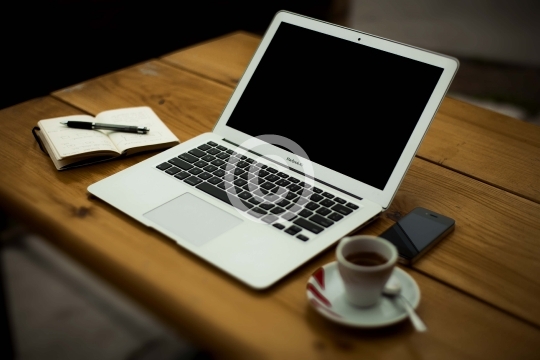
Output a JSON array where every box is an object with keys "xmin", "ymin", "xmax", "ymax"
[{"xmin": 88, "ymin": 11, "xmax": 459, "ymax": 289}]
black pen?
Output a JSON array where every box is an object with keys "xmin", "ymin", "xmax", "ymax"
[{"xmin": 60, "ymin": 121, "xmax": 149, "ymax": 134}]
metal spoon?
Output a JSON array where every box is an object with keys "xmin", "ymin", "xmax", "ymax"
[{"xmin": 383, "ymin": 278, "xmax": 427, "ymax": 332}]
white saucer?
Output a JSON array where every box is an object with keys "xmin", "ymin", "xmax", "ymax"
[{"xmin": 306, "ymin": 261, "xmax": 421, "ymax": 328}]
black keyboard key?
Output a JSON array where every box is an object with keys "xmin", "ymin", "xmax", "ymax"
[
  {"xmin": 157, "ymin": 162, "xmax": 172, "ymax": 170},
  {"xmin": 217, "ymin": 145, "xmax": 228, "ymax": 151},
  {"xmin": 270, "ymin": 207, "xmax": 286, "ymax": 215},
  {"xmin": 310, "ymin": 214, "xmax": 334, "ymax": 228},
  {"xmin": 316, "ymin": 207, "xmax": 331, "ymax": 216},
  {"xmin": 207, "ymin": 141, "xmax": 218, "ymax": 146},
  {"xmin": 298, "ymin": 209, "xmax": 313, "ymax": 218},
  {"xmin": 217, "ymin": 181, "xmax": 232, "ymax": 190},
  {"xmin": 169, "ymin": 158, "xmax": 194, "ymax": 170},
  {"xmin": 281, "ymin": 212, "xmax": 297, "ymax": 221},
  {"xmin": 184, "ymin": 176, "xmax": 203, "ymax": 186},
  {"xmin": 198, "ymin": 172, "xmax": 213, "ymax": 180},
  {"xmin": 293, "ymin": 218, "xmax": 324, "ymax": 234},
  {"xmin": 284, "ymin": 192, "xmax": 299, "ymax": 201},
  {"xmin": 265, "ymin": 174, "xmax": 280, "ymax": 182},
  {"xmin": 245, "ymin": 158, "xmax": 254, "ymax": 164},
  {"xmin": 249, "ymin": 197, "xmax": 263, "ymax": 205},
  {"xmin": 223, "ymin": 174, "xmax": 235, "ymax": 182},
  {"xmin": 226, "ymin": 149, "xmax": 234, "ymax": 154},
  {"xmin": 236, "ymin": 161, "xmax": 249, "ymax": 168},
  {"xmin": 248, "ymin": 208, "xmax": 267, "ymax": 218},
  {"xmin": 262, "ymin": 215, "xmax": 279, "ymax": 224},
  {"xmin": 273, "ymin": 223, "xmax": 285, "ymax": 230},
  {"xmin": 259, "ymin": 203, "xmax": 275, "ymax": 210},
  {"xmin": 216, "ymin": 152, "xmax": 229, "ymax": 159},
  {"xmin": 211, "ymin": 159, "xmax": 225, "ymax": 166},
  {"xmin": 194, "ymin": 160, "xmax": 208, "ymax": 168},
  {"xmin": 228, "ymin": 186, "xmax": 244, "ymax": 195},
  {"xmin": 287, "ymin": 204, "xmax": 302, "ymax": 213},
  {"xmin": 208, "ymin": 177, "xmax": 222, "ymax": 185},
  {"xmin": 201, "ymin": 155, "xmax": 215, "ymax": 162},
  {"xmin": 328, "ymin": 212, "xmax": 344, "ymax": 222},
  {"xmin": 295, "ymin": 197, "xmax": 309, "ymax": 206},
  {"xmin": 239, "ymin": 172, "xmax": 249, "ymax": 180},
  {"xmin": 287, "ymin": 184, "xmax": 302, "ymax": 192},
  {"xmin": 165, "ymin": 167, "xmax": 181, "ymax": 175},
  {"xmin": 285, "ymin": 226, "xmax": 302, "ymax": 235},
  {"xmin": 297, "ymin": 234, "xmax": 309, "ymax": 242},
  {"xmin": 207, "ymin": 148, "xmax": 221, "ymax": 155},
  {"xmin": 320, "ymin": 199, "xmax": 335, "ymax": 208},
  {"xmin": 203, "ymin": 164, "xmax": 218, "ymax": 173},
  {"xmin": 276, "ymin": 199, "xmax": 290, "ymax": 208},
  {"xmin": 234, "ymin": 179, "xmax": 247, "ymax": 187},
  {"xmin": 189, "ymin": 148, "xmax": 206, "ymax": 158},
  {"xmin": 189, "ymin": 168, "xmax": 203, "ymax": 175},
  {"xmin": 305, "ymin": 202, "xmax": 320, "ymax": 211},
  {"xmin": 267, "ymin": 167, "xmax": 278, "ymax": 174},
  {"xmin": 277, "ymin": 172, "xmax": 289, "ymax": 178},
  {"xmin": 335, "ymin": 197, "xmax": 346, "ymax": 204},
  {"xmin": 233, "ymin": 168, "xmax": 244, "ymax": 176},
  {"xmin": 238, "ymin": 191, "xmax": 252, "ymax": 200},
  {"xmin": 346, "ymin": 203, "xmax": 359, "ymax": 210},
  {"xmin": 300, "ymin": 190, "xmax": 314, "ymax": 197},
  {"xmin": 257, "ymin": 170, "xmax": 270, "ymax": 178},
  {"xmin": 260, "ymin": 164, "xmax": 268, "ymax": 169},
  {"xmin": 331, "ymin": 204, "xmax": 353, "ymax": 215},
  {"xmin": 313, "ymin": 187, "xmax": 323, "ymax": 194},
  {"xmin": 288, "ymin": 177, "xmax": 300, "ymax": 183},
  {"xmin": 261, "ymin": 182, "xmax": 276, "ymax": 191},
  {"xmin": 310, "ymin": 194, "xmax": 324, "ymax": 202},
  {"xmin": 198, "ymin": 144, "xmax": 211, "ymax": 151},
  {"xmin": 196, "ymin": 182, "xmax": 232, "ymax": 204},
  {"xmin": 275, "ymin": 179, "xmax": 290, "ymax": 187},
  {"xmin": 174, "ymin": 172, "xmax": 190, "ymax": 180},
  {"xmin": 264, "ymin": 193, "xmax": 280, "ymax": 202},
  {"xmin": 299, "ymin": 182, "xmax": 311, "ymax": 189},
  {"xmin": 322, "ymin": 192, "xmax": 335, "ymax": 199},
  {"xmin": 270, "ymin": 187, "xmax": 287, "ymax": 195}
]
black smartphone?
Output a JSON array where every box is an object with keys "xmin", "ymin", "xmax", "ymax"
[{"xmin": 380, "ymin": 207, "xmax": 455, "ymax": 264}]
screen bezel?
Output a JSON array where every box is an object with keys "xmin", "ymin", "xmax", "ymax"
[{"xmin": 213, "ymin": 11, "xmax": 459, "ymax": 209}]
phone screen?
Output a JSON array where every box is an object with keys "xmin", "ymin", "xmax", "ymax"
[{"xmin": 380, "ymin": 208, "xmax": 455, "ymax": 263}]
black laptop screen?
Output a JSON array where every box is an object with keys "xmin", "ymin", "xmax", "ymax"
[{"xmin": 226, "ymin": 22, "xmax": 443, "ymax": 191}]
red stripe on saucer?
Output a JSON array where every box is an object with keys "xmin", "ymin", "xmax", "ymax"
[
  {"xmin": 307, "ymin": 283, "xmax": 331, "ymax": 307},
  {"xmin": 312, "ymin": 267, "xmax": 325, "ymax": 289}
]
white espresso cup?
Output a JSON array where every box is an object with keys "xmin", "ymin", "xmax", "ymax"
[{"xmin": 336, "ymin": 235, "xmax": 398, "ymax": 307}]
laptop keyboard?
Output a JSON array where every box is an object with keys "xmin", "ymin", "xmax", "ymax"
[{"xmin": 155, "ymin": 141, "xmax": 361, "ymax": 242}]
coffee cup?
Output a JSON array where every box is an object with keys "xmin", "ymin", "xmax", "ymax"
[{"xmin": 336, "ymin": 235, "xmax": 398, "ymax": 307}]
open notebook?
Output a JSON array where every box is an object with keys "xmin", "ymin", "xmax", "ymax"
[{"xmin": 88, "ymin": 11, "xmax": 458, "ymax": 289}]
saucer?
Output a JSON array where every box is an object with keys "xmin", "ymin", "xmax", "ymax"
[{"xmin": 306, "ymin": 261, "xmax": 421, "ymax": 328}]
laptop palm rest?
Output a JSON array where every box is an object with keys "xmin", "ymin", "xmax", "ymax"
[{"xmin": 144, "ymin": 193, "xmax": 243, "ymax": 247}]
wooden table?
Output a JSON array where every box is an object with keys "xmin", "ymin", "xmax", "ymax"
[{"xmin": 1, "ymin": 32, "xmax": 539, "ymax": 359}]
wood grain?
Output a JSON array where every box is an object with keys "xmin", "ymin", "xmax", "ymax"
[
  {"xmin": 50, "ymin": 54, "xmax": 540, "ymax": 325},
  {"xmin": 161, "ymin": 32, "xmax": 540, "ymax": 204},
  {"xmin": 1, "ymin": 98, "xmax": 540, "ymax": 359},
  {"xmin": 161, "ymin": 31, "xmax": 260, "ymax": 88}
]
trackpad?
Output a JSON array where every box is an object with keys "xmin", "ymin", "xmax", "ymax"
[{"xmin": 144, "ymin": 193, "xmax": 243, "ymax": 247}]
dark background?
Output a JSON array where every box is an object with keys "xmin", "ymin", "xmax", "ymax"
[{"xmin": 0, "ymin": 0, "xmax": 333, "ymax": 110}]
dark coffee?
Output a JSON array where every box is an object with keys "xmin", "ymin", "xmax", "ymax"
[{"xmin": 345, "ymin": 251, "xmax": 388, "ymax": 266}]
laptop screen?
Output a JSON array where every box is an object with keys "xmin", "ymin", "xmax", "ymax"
[{"xmin": 226, "ymin": 22, "xmax": 443, "ymax": 191}]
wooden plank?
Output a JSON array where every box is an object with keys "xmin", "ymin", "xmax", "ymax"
[
  {"xmin": 160, "ymin": 31, "xmax": 260, "ymax": 88},
  {"xmin": 51, "ymin": 58, "xmax": 540, "ymax": 325},
  {"xmin": 1, "ymin": 99, "xmax": 540, "ymax": 359},
  {"xmin": 418, "ymin": 97, "xmax": 540, "ymax": 203},
  {"xmin": 161, "ymin": 32, "xmax": 540, "ymax": 204}
]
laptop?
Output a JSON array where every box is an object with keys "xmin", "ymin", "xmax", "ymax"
[{"xmin": 88, "ymin": 11, "xmax": 459, "ymax": 289}]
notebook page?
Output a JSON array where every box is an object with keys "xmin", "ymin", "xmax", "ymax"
[
  {"xmin": 98, "ymin": 107, "xmax": 179, "ymax": 153},
  {"xmin": 39, "ymin": 115, "xmax": 119, "ymax": 159}
]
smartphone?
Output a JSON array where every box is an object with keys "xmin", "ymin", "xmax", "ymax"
[{"xmin": 380, "ymin": 207, "xmax": 455, "ymax": 264}]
